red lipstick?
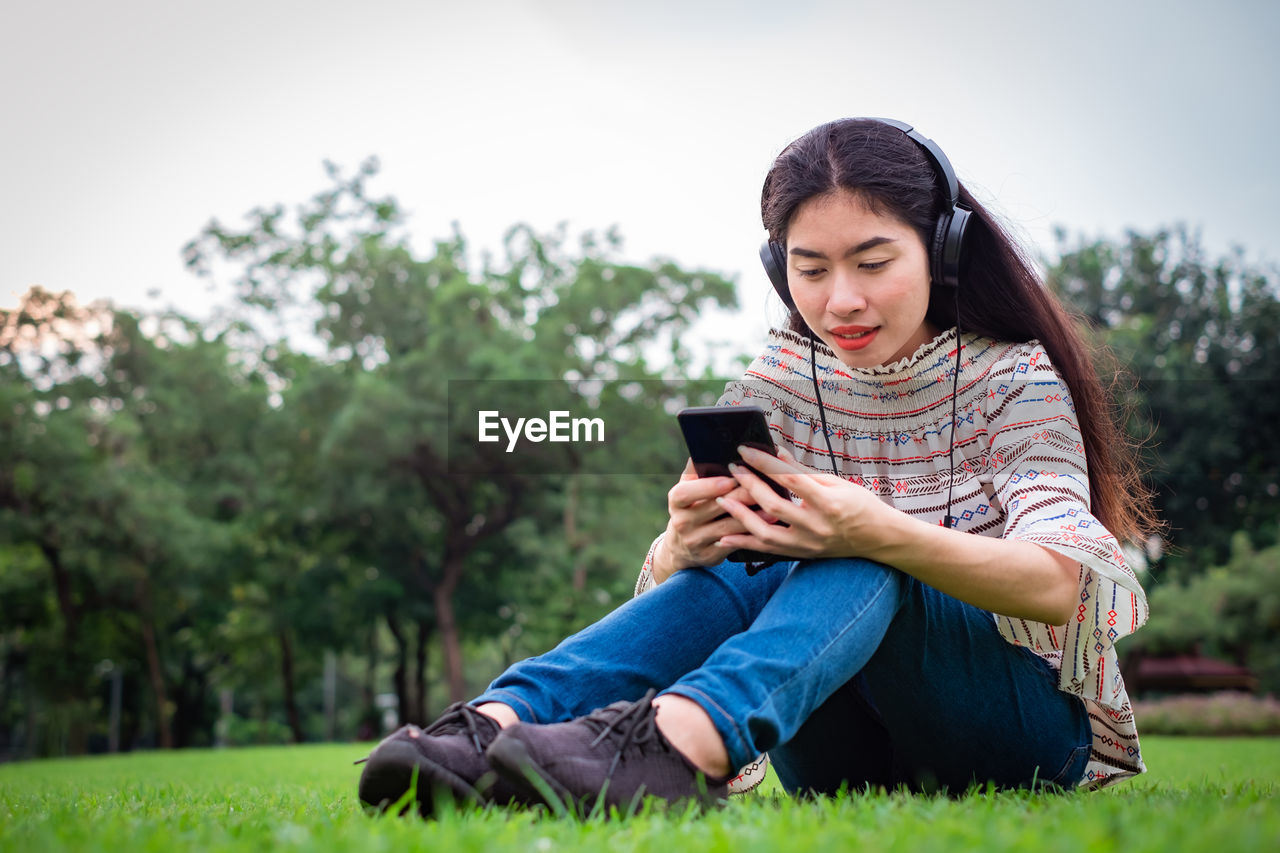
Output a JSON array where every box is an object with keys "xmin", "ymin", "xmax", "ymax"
[{"xmin": 829, "ymin": 325, "xmax": 879, "ymax": 351}]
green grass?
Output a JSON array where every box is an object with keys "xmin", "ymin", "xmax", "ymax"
[{"xmin": 2, "ymin": 738, "xmax": 1278, "ymax": 852}]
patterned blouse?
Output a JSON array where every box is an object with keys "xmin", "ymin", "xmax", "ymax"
[{"xmin": 635, "ymin": 326, "xmax": 1148, "ymax": 791}]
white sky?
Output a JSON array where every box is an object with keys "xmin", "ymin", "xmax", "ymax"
[{"xmin": 3, "ymin": 0, "xmax": 1279, "ymax": 345}]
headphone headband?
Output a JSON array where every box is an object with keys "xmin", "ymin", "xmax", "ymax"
[
  {"xmin": 761, "ymin": 117, "xmax": 972, "ymax": 312},
  {"xmin": 864, "ymin": 117, "xmax": 960, "ymax": 206}
]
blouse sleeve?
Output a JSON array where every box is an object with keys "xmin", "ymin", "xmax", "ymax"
[
  {"xmin": 980, "ymin": 343, "xmax": 1149, "ymax": 708},
  {"xmin": 634, "ymin": 533, "xmax": 662, "ymax": 597}
]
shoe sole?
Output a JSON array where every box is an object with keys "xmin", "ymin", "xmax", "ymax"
[{"xmin": 359, "ymin": 739, "xmax": 485, "ymax": 816}]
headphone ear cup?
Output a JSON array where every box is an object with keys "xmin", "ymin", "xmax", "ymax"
[
  {"xmin": 930, "ymin": 205, "xmax": 971, "ymax": 289},
  {"xmin": 930, "ymin": 214, "xmax": 951, "ymax": 288},
  {"xmin": 939, "ymin": 205, "xmax": 971, "ymax": 289},
  {"xmin": 759, "ymin": 241, "xmax": 795, "ymax": 312}
]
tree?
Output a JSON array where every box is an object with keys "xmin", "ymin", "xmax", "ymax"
[
  {"xmin": 182, "ymin": 159, "xmax": 739, "ymax": 711},
  {"xmin": 2, "ymin": 160, "xmax": 743, "ymax": 751},
  {"xmin": 0, "ymin": 289, "xmax": 278, "ymax": 750},
  {"xmin": 1048, "ymin": 226, "xmax": 1280, "ymax": 575},
  {"xmin": 0, "ymin": 290, "xmax": 165, "ymax": 752}
]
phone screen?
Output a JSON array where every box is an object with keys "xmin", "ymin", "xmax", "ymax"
[
  {"xmin": 677, "ymin": 406, "xmax": 789, "ymax": 570},
  {"xmin": 677, "ymin": 406, "xmax": 787, "ymax": 495}
]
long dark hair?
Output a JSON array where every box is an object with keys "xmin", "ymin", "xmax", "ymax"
[{"xmin": 761, "ymin": 118, "xmax": 1158, "ymax": 543}]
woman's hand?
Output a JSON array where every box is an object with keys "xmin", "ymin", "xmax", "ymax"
[
  {"xmin": 714, "ymin": 445, "xmax": 897, "ymax": 561},
  {"xmin": 714, "ymin": 446, "xmax": 1083, "ymax": 625},
  {"xmin": 651, "ymin": 459, "xmax": 779, "ymax": 584}
]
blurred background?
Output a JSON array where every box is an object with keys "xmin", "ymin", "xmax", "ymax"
[{"xmin": 2, "ymin": 0, "xmax": 1279, "ymax": 756}]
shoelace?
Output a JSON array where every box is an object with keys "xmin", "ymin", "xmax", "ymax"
[
  {"xmin": 421, "ymin": 702, "xmax": 492, "ymax": 756},
  {"xmin": 584, "ymin": 689, "xmax": 667, "ymax": 778},
  {"xmin": 351, "ymin": 702, "xmax": 490, "ymax": 766}
]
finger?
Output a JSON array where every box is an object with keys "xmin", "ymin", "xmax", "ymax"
[
  {"xmin": 727, "ymin": 462, "xmax": 798, "ymax": 519},
  {"xmin": 704, "ymin": 512, "xmax": 753, "ymax": 542},
  {"xmin": 679, "ymin": 458, "xmax": 698, "ymax": 481},
  {"xmin": 672, "ymin": 486, "xmax": 757, "ymax": 538},
  {"xmin": 736, "ymin": 445, "xmax": 830, "ymax": 498},
  {"xmin": 736, "ymin": 444, "xmax": 808, "ymax": 477},
  {"xmin": 698, "ymin": 485, "xmax": 777, "ymax": 527},
  {"xmin": 724, "ymin": 484, "xmax": 758, "ymax": 504},
  {"xmin": 669, "ymin": 472, "xmax": 737, "ymax": 509},
  {"xmin": 721, "ymin": 484, "xmax": 779, "ymax": 524},
  {"xmin": 675, "ymin": 510, "xmax": 754, "ymax": 559},
  {"xmin": 714, "ymin": 531, "xmax": 776, "ymax": 554},
  {"xmin": 715, "ymin": 493, "xmax": 793, "ymax": 546},
  {"xmin": 774, "ymin": 446, "xmax": 799, "ymax": 465},
  {"xmin": 715, "ymin": 490, "xmax": 792, "ymax": 534}
]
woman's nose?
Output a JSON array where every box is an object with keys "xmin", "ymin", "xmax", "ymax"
[{"xmin": 827, "ymin": 271, "xmax": 868, "ymax": 316}]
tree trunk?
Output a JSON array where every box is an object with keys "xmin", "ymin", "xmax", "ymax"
[
  {"xmin": 413, "ymin": 618, "xmax": 431, "ymax": 722},
  {"xmin": 279, "ymin": 629, "xmax": 304, "ymax": 743},
  {"xmin": 386, "ymin": 611, "xmax": 409, "ymax": 725},
  {"xmin": 361, "ymin": 625, "xmax": 378, "ymax": 738},
  {"xmin": 40, "ymin": 542, "xmax": 80, "ymax": 648},
  {"xmin": 435, "ymin": 554, "xmax": 467, "ymax": 703},
  {"xmin": 136, "ymin": 574, "xmax": 174, "ymax": 749},
  {"xmin": 406, "ymin": 443, "xmax": 528, "ymax": 705},
  {"xmin": 323, "ymin": 650, "xmax": 337, "ymax": 742},
  {"xmin": 171, "ymin": 653, "xmax": 211, "ymax": 748},
  {"xmin": 565, "ymin": 477, "xmax": 590, "ymax": 593},
  {"xmin": 40, "ymin": 542, "xmax": 91, "ymax": 753}
]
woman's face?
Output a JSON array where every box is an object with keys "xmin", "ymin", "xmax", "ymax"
[{"xmin": 785, "ymin": 189, "xmax": 938, "ymax": 368}]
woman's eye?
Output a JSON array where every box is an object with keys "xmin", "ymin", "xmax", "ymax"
[
  {"xmin": 860, "ymin": 260, "xmax": 889, "ymax": 271},
  {"xmin": 795, "ymin": 268, "xmax": 824, "ymax": 279}
]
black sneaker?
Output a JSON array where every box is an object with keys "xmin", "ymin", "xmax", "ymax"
[
  {"xmin": 485, "ymin": 690, "xmax": 730, "ymax": 814},
  {"xmin": 357, "ymin": 703, "xmax": 530, "ymax": 816}
]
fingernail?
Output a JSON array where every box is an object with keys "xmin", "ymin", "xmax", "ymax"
[{"xmin": 715, "ymin": 497, "xmax": 726, "ymax": 507}]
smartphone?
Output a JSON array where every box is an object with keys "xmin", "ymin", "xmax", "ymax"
[{"xmin": 677, "ymin": 406, "xmax": 788, "ymax": 567}]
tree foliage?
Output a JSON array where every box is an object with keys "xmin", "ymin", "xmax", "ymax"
[
  {"xmin": 1048, "ymin": 226, "xmax": 1280, "ymax": 575},
  {"xmin": 1, "ymin": 160, "xmax": 737, "ymax": 755},
  {"xmin": 1127, "ymin": 533, "xmax": 1280, "ymax": 694}
]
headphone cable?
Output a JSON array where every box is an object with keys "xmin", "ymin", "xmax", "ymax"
[
  {"xmin": 808, "ymin": 330, "xmax": 841, "ymax": 477},
  {"xmin": 944, "ymin": 286, "xmax": 962, "ymax": 529}
]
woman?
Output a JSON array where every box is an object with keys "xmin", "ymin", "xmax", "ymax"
[{"xmin": 357, "ymin": 118, "xmax": 1157, "ymax": 815}]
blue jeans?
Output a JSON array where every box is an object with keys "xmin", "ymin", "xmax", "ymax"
[{"xmin": 474, "ymin": 557, "xmax": 1091, "ymax": 793}]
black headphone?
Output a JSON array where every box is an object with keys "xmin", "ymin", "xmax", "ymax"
[{"xmin": 758, "ymin": 117, "xmax": 972, "ymax": 312}]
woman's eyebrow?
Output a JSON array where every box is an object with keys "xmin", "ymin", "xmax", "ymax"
[{"xmin": 789, "ymin": 236, "xmax": 897, "ymax": 259}]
